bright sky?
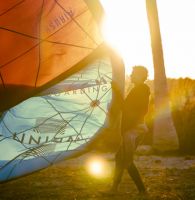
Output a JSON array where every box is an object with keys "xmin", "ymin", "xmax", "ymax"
[{"xmin": 100, "ymin": 0, "xmax": 195, "ymax": 79}]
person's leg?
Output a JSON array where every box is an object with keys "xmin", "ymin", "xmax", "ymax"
[
  {"xmin": 127, "ymin": 162, "xmax": 146, "ymax": 193},
  {"xmin": 110, "ymin": 146, "xmax": 125, "ymax": 192},
  {"xmin": 124, "ymin": 129, "xmax": 146, "ymax": 193}
]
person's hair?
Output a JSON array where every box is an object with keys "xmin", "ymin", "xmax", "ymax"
[{"xmin": 132, "ymin": 66, "xmax": 148, "ymax": 81}]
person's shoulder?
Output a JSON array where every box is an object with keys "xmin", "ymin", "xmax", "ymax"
[
  {"xmin": 143, "ymin": 83, "xmax": 150, "ymax": 90},
  {"xmin": 138, "ymin": 83, "xmax": 149, "ymax": 90},
  {"xmin": 139, "ymin": 83, "xmax": 150, "ymax": 94},
  {"xmin": 131, "ymin": 83, "xmax": 150, "ymax": 95}
]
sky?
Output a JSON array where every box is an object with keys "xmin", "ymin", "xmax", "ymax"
[{"xmin": 100, "ymin": 0, "xmax": 195, "ymax": 79}]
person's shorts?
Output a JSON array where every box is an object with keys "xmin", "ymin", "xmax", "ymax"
[
  {"xmin": 116, "ymin": 124, "xmax": 148, "ymax": 166},
  {"xmin": 124, "ymin": 124, "xmax": 148, "ymax": 151}
]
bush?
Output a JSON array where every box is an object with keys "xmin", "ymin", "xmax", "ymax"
[{"xmin": 145, "ymin": 78, "xmax": 195, "ymax": 154}]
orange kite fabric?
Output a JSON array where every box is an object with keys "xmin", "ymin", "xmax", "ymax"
[{"xmin": 0, "ymin": 0, "xmax": 103, "ymax": 112}]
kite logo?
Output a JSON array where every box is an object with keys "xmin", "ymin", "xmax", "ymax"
[
  {"xmin": 62, "ymin": 85, "xmax": 109, "ymax": 96},
  {"xmin": 47, "ymin": 9, "xmax": 74, "ymax": 33},
  {"xmin": 95, "ymin": 77, "xmax": 107, "ymax": 85},
  {"xmin": 12, "ymin": 132, "xmax": 89, "ymax": 145}
]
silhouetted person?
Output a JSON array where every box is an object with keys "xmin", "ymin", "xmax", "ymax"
[{"xmin": 109, "ymin": 66, "xmax": 150, "ymax": 194}]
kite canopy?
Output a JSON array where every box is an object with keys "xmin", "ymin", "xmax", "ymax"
[
  {"xmin": 0, "ymin": 0, "xmax": 103, "ymax": 112},
  {"xmin": 0, "ymin": 1, "xmax": 125, "ymax": 182}
]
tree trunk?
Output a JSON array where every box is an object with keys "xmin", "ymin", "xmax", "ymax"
[{"xmin": 146, "ymin": 0, "xmax": 179, "ymax": 151}]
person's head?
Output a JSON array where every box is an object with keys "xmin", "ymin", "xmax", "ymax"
[{"xmin": 130, "ymin": 66, "xmax": 148, "ymax": 85}]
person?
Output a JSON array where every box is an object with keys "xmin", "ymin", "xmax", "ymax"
[{"xmin": 107, "ymin": 66, "xmax": 150, "ymax": 194}]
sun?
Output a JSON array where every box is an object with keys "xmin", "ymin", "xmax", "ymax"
[
  {"xmin": 100, "ymin": 0, "xmax": 153, "ymax": 78},
  {"xmin": 100, "ymin": 0, "xmax": 195, "ymax": 79}
]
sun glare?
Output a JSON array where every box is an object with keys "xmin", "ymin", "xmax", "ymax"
[
  {"xmin": 100, "ymin": 0, "xmax": 195, "ymax": 79},
  {"xmin": 100, "ymin": 0, "xmax": 153, "ymax": 78}
]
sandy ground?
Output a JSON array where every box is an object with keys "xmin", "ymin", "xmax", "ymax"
[{"xmin": 0, "ymin": 153, "xmax": 195, "ymax": 200}]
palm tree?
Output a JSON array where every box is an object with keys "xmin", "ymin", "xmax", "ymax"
[{"xmin": 146, "ymin": 0, "xmax": 179, "ymax": 151}]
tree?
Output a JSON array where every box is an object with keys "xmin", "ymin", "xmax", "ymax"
[{"xmin": 146, "ymin": 0, "xmax": 179, "ymax": 151}]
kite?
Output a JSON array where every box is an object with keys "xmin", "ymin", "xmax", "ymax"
[{"xmin": 0, "ymin": 0, "xmax": 125, "ymax": 182}]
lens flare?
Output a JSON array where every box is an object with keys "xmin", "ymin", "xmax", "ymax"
[
  {"xmin": 89, "ymin": 160, "xmax": 103, "ymax": 175},
  {"xmin": 86, "ymin": 156, "xmax": 112, "ymax": 178}
]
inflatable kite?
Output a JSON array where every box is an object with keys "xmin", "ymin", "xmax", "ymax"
[{"xmin": 0, "ymin": 0, "xmax": 124, "ymax": 182}]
